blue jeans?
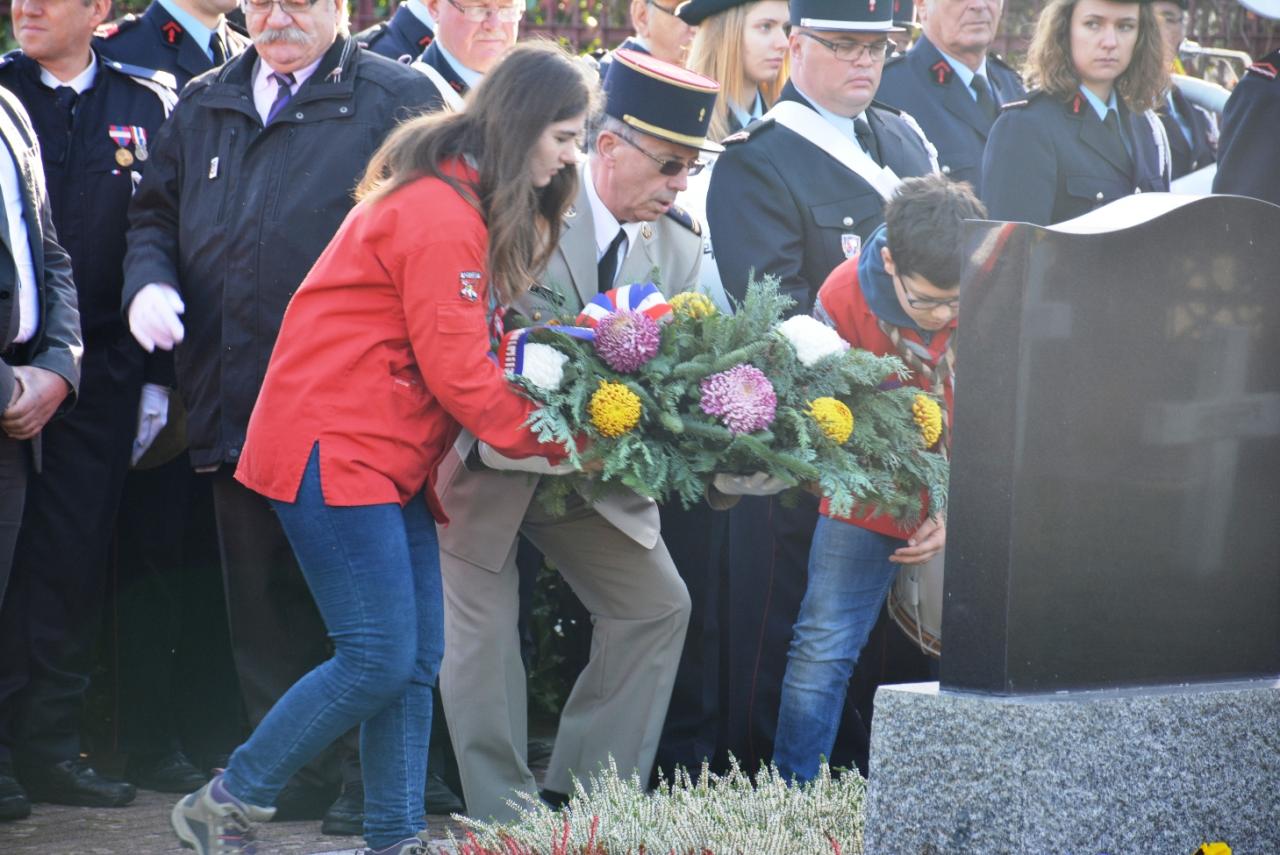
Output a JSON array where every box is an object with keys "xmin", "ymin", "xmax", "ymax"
[
  {"xmin": 222, "ymin": 448, "xmax": 444, "ymax": 849},
  {"xmin": 771, "ymin": 516, "xmax": 901, "ymax": 783}
]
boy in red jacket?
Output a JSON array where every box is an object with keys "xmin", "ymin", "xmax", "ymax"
[{"xmin": 772, "ymin": 174, "xmax": 986, "ymax": 782}]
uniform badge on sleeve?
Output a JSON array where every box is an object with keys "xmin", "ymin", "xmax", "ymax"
[
  {"xmin": 459, "ymin": 271, "xmax": 481, "ymax": 301},
  {"xmin": 841, "ymin": 233, "xmax": 861, "ymax": 259}
]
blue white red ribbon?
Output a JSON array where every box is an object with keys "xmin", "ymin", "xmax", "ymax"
[{"xmin": 575, "ymin": 282, "xmax": 672, "ymax": 328}]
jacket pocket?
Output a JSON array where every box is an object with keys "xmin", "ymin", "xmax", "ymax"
[
  {"xmin": 809, "ymin": 196, "xmax": 883, "ymax": 234},
  {"xmin": 1064, "ymin": 174, "xmax": 1127, "ymax": 209}
]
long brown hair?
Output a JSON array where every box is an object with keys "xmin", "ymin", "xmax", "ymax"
[
  {"xmin": 1024, "ymin": 0, "xmax": 1167, "ymax": 113},
  {"xmin": 356, "ymin": 41, "xmax": 600, "ymax": 303},
  {"xmin": 687, "ymin": 1, "xmax": 790, "ymax": 142}
]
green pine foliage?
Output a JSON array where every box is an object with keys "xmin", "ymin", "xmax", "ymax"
[{"xmin": 509, "ymin": 276, "xmax": 948, "ymax": 522}]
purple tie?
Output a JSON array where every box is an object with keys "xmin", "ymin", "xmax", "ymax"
[{"xmin": 266, "ymin": 71, "xmax": 296, "ymax": 124}]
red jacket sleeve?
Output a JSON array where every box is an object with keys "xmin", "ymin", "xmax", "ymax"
[{"xmin": 393, "ymin": 228, "xmax": 565, "ymax": 463}]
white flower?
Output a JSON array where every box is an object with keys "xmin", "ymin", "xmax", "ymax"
[
  {"xmin": 519, "ymin": 342, "xmax": 568, "ymax": 391},
  {"xmin": 775, "ymin": 315, "xmax": 850, "ymax": 367}
]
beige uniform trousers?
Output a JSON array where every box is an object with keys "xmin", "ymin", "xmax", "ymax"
[{"xmin": 440, "ymin": 491, "xmax": 690, "ymax": 822}]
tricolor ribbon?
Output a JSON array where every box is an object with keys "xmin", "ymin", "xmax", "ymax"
[
  {"xmin": 108, "ymin": 125, "xmax": 134, "ymax": 148},
  {"xmin": 500, "ymin": 325, "xmax": 594, "ymax": 376},
  {"xmin": 575, "ymin": 282, "xmax": 672, "ymax": 328}
]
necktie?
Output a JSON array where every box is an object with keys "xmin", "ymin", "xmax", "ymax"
[
  {"xmin": 597, "ymin": 228, "xmax": 626, "ymax": 294},
  {"xmin": 971, "ymin": 73, "xmax": 997, "ymax": 122},
  {"xmin": 210, "ymin": 32, "xmax": 227, "ymax": 65},
  {"xmin": 1104, "ymin": 108, "xmax": 1133, "ymax": 161},
  {"xmin": 53, "ymin": 86, "xmax": 78, "ymax": 118},
  {"xmin": 266, "ymin": 71, "xmax": 296, "ymax": 124},
  {"xmin": 854, "ymin": 117, "xmax": 881, "ymax": 166}
]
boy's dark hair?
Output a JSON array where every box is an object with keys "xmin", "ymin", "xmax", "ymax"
[{"xmin": 884, "ymin": 175, "xmax": 987, "ymax": 291}]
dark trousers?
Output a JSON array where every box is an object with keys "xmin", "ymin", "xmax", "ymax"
[
  {"xmin": 0, "ymin": 434, "xmax": 27, "ymax": 608},
  {"xmin": 652, "ymin": 500, "xmax": 727, "ymax": 778},
  {"xmin": 0, "ymin": 343, "xmax": 140, "ymax": 767},
  {"xmin": 210, "ymin": 470, "xmax": 360, "ymax": 791},
  {"xmin": 114, "ymin": 455, "xmax": 242, "ymax": 763}
]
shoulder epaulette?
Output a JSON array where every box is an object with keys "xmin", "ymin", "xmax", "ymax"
[
  {"xmin": 1000, "ymin": 88, "xmax": 1045, "ymax": 111},
  {"xmin": 355, "ymin": 21, "xmax": 390, "ymax": 47},
  {"xmin": 104, "ymin": 59, "xmax": 178, "ymax": 91},
  {"xmin": 884, "ymin": 52, "xmax": 906, "ymax": 68},
  {"xmin": 869, "ymin": 98, "xmax": 903, "ymax": 115},
  {"xmin": 664, "ymin": 203, "xmax": 702, "ymax": 237},
  {"xmin": 722, "ymin": 116, "xmax": 774, "ymax": 145},
  {"xmin": 988, "ymin": 52, "xmax": 1017, "ymax": 73},
  {"xmin": 95, "ymin": 13, "xmax": 141, "ymax": 40},
  {"xmin": 0, "ymin": 51, "xmax": 17, "ymax": 71}
]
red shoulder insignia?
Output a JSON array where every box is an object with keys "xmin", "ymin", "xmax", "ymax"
[
  {"xmin": 1071, "ymin": 92, "xmax": 1083, "ymax": 114},
  {"xmin": 930, "ymin": 59, "xmax": 952, "ymax": 85},
  {"xmin": 161, "ymin": 20, "xmax": 183, "ymax": 44},
  {"xmin": 419, "ymin": 35, "xmax": 432, "ymax": 47},
  {"xmin": 95, "ymin": 22, "xmax": 120, "ymax": 38},
  {"xmin": 1246, "ymin": 61, "xmax": 1277, "ymax": 80}
]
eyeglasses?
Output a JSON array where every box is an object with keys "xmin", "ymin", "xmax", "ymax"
[
  {"xmin": 446, "ymin": 0, "xmax": 525, "ymax": 22},
  {"xmin": 242, "ymin": 0, "xmax": 322, "ymax": 15},
  {"xmin": 618, "ymin": 133, "xmax": 706, "ymax": 176},
  {"xmin": 646, "ymin": 0, "xmax": 682, "ymax": 18},
  {"xmin": 799, "ymin": 31, "xmax": 894, "ymax": 63},
  {"xmin": 895, "ymin": 272, "xmax": 959, "ymax": 311}
]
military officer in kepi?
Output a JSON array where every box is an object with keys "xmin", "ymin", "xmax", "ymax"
[
  {"xmin": 435, "ymin": 49, "xmax": 716, "ymax": 823},
  {"xmin": 877, "ymin": 0, "xmax": 1025, "ymax": 191},
  {"xmin": 94, "ymin": 0, "xmax": 249, "ymax": 89},
  {"xmin": 355, "ymin": 0, "xmax": 436, "ymax": 61},
  {"xmin": 704, "ymin": 0, "xmax": 938, "ymax": 778},
  {"xmin": 1213, "ymin": 0, "xmax": 1280, "ymax": 206},
  {"xmin": 980, "ymin": 0, "xmax": 1171, "ymax": 226}
]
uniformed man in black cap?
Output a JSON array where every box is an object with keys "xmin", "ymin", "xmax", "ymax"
[
  {"xmin": 436, "ymin": 49, "xmax": 715, "ymax": 823},
  {"xmin": 704, "ymin": 0, "xmax": 937, "ymax": 778},
  {"xmin": 0, "ymin": 0, "xmax": 174, "ymax": 817},
  {"xmin": 1213, "ymin": 0, "xmax": 1279, "ymax": 205},
  {"xmin": 94, "ymin": 0, "xmax": 249, "ymax": 89},
  {"xmin": 355, "ymin": 0, "xmax": 436, "ymax": 61},
  {"xmin": 877, "ymin": 0, "xmax": 1024, "ymax": 190}
]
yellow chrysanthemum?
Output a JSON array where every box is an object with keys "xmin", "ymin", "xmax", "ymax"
[
  {"xmin": 669, "ymin": 291, "xmax": 717, "ymax": 320},
  {"xmin": 913, "ymin": 394, "xmax": 943, "ymax": 448},
  {"xmin": 589, "ymin": 381, "xmax": 642, "ymax": 438},
  {"xmin": 809, "ymin": 397, "xmax": 854, "ymax": 444}
]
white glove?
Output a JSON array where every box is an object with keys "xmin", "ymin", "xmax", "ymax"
[
  {"xmin": 132, "ymin": 383, "xmax": 170, "ymax": 465},
  {"xmin": 128, "ymin": 283, "xmax": 185, "ymax": 352},
  {"xmin": 478, "ymin": 441, "xmax": 575, "ymax": 475},
  {"xmin": 712, "ymin": 472, "xmax": 793, "ymax": 496}
]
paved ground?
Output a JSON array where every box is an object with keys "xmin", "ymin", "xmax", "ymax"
[{"xmin": 0, "ymin": 789, "xmax": 471, "ymax": 854}]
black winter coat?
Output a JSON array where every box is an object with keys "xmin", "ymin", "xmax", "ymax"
[{"xmin": 122, "ymin": 38, "xmax": 442, "ymax": 469}]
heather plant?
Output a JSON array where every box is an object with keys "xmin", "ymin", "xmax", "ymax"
[{"xmin": 447, "ymin": 757, "xmax": 865, "ymax": 855}]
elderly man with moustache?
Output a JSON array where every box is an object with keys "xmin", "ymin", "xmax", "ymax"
[
  {"xmin": 436, "ymin": 50, "xmax": 715, "ymax": 822},
  {"xmin": 120, "ymin": 0, "xmax": 440, "ymax": 834},
  {"xmin": 878, "ymin": 0, "xmax": 1024, "ymax": 190}
]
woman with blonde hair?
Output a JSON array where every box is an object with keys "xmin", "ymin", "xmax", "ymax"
[
  {"xmin": 981, "ymin": 0, "xmax": 1171, "ymax": 225},
  {"xmin": 681, "ymin": 0, "xmax": 791, "ymax": 140},
  {"xmin": 168, "ymin": 41, "xmax": 597, "ymax": 855}
]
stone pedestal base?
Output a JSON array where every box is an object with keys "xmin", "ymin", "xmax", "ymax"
[{"xmin": 865, "ymin": 680, "xmax": 1280, "ymax": 854}]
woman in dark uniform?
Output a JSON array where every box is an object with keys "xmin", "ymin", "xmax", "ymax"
[{"xmin": 981, "ymin": 0, "xmax": 1171, "ymax": 226}]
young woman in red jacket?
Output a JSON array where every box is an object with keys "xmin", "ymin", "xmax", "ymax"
[{"xmin": 169, "ymin": 42, "xmax": 599, "ymax": 855}]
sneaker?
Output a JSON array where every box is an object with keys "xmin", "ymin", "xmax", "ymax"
[
  {"xmin": 171, "ymin": 774, "xmax": 276, "ymax": 855},
  {"xmin": 365, "ymin": 833, "xmax": 431, "ymax": 855}
]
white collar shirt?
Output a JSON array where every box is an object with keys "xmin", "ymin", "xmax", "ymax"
[{"xmin": 583, "ymin": 161, "xmax": 642, "ymax": 284}]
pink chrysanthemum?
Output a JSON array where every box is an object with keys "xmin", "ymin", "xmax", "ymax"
[
  {"xmin": 700, "ymin": 364, "xmax": 777, "ymax": 434},
  {"xmin": 593, "ymin": 309, "xmax": 662, "ymax": 372}
]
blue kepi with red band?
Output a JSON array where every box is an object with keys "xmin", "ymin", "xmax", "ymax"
[
  {"xmin": 603, "ymin": 49, "xmax": 724, "ymax": 153},
  {"xmin": 790, "ymin": 0, "xmax": 905, "ymax": 32}
]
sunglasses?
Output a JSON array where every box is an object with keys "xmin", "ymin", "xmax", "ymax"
[{"xmin": 618, "ymin": 133, "xmax": 706, "ymax": 176}]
